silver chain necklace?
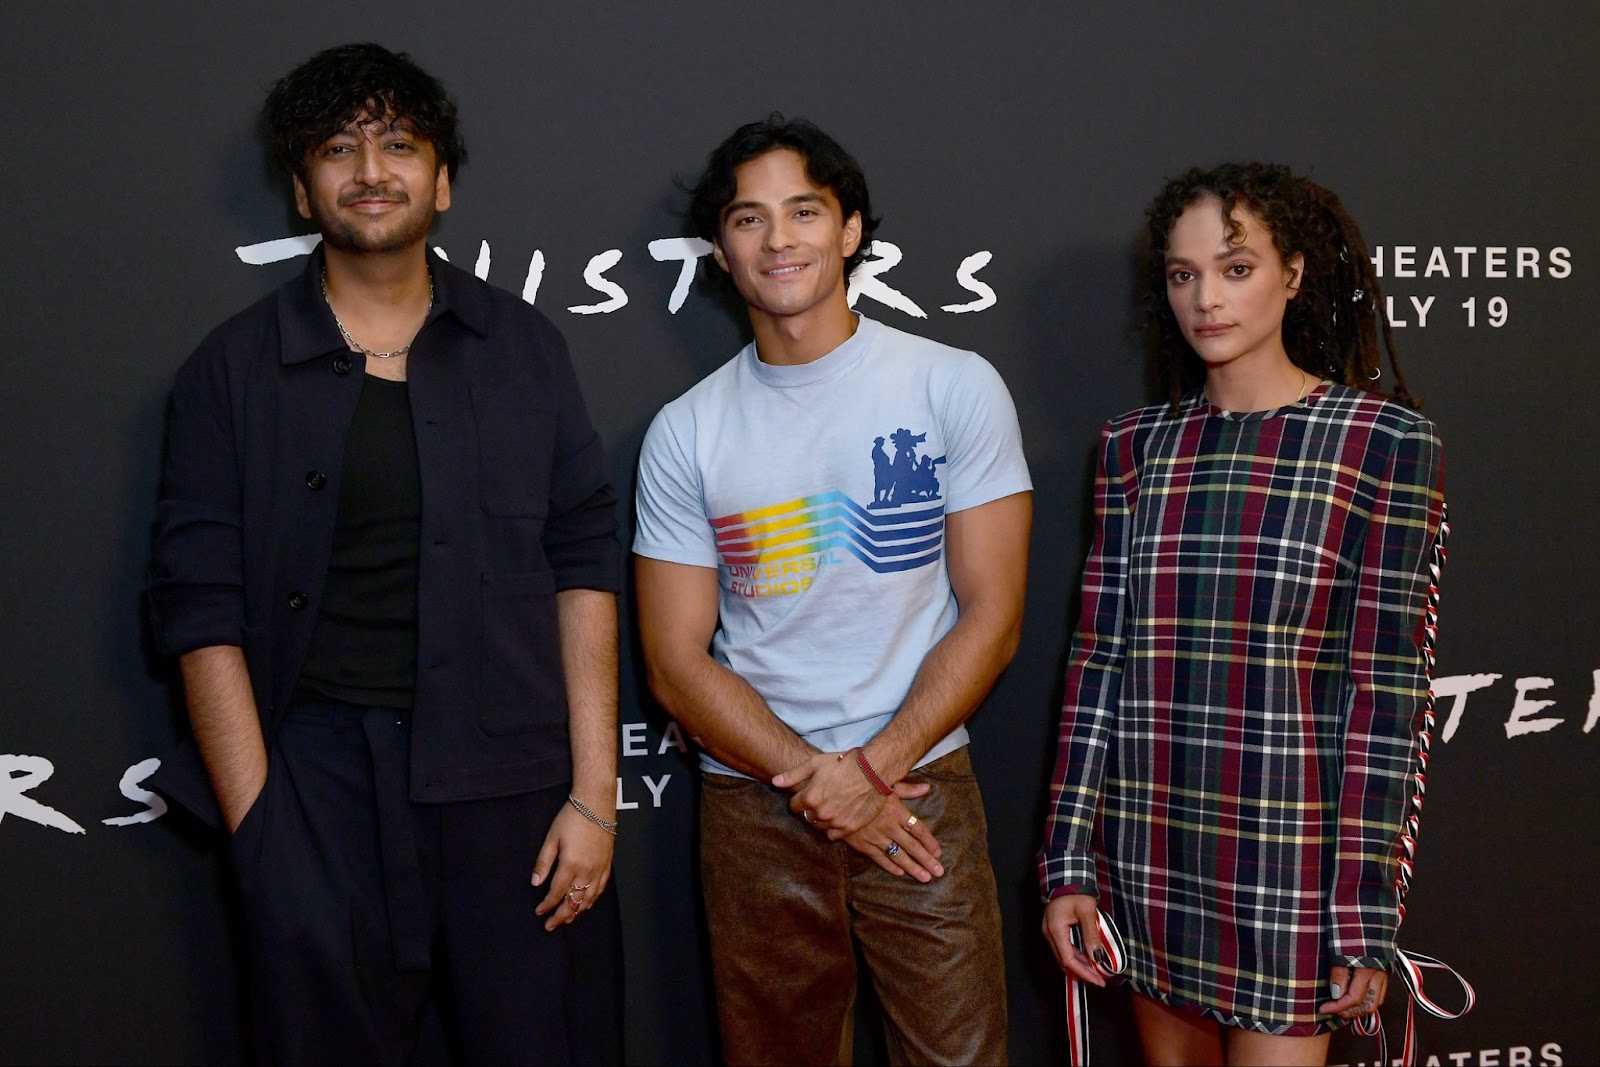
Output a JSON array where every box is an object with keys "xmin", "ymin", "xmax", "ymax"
[{"xmin": 321, "ymin": 270, "xmax": 433, "ymax": 359}]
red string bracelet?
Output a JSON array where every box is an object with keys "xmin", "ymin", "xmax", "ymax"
[{"xmin": 847, "ymin": 746, "xmax": 893, "ymax": 797}]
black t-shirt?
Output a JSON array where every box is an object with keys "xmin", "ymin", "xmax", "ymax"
[{"xmin": 296, "ymin": 373, "xmax": 421, "ymax": 708}]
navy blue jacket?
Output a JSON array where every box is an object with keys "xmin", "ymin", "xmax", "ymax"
[{"xmin": 148, "ymin": 249, "xmax": 620, "ymax": 826}]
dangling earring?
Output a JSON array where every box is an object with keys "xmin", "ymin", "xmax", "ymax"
[{"xmin": 1367, "ymin": 366, "xmax": 1382, "ymax": 381}]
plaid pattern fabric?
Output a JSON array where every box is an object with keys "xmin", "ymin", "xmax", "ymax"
[{"xmin": 1039, "ymin": 384, "xmax": 1446, "ymax": 1035}]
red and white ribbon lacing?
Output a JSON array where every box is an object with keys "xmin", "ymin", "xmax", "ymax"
[
  {"xmin": 1353, "ymin": 948, "xmax": 1478, "ymax": 1066},
  {"xmin": 1355, "ymin": 505, "xmax": 1474, "ymax": 1066},
  {"xmin": 1065, "ymin": 909, "xmax": 1126, "ymax": 1067}
]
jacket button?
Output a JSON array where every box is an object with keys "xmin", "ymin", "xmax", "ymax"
[
  {"xmin": 332, "ymin": 353, "xmax": 353, "ymax": 375},
  {"xmin": 288, "ymin": 591, "xmax": 309, "ymax": 610},
  {"xmin": 306, "ymin": 470, "xmax": 327, "ymax": 490}
]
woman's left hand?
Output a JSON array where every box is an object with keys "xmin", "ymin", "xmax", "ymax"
[
  {"xmin": 1319, "ymin": 964, "xmax": 1388, "ymax": 1019},
  {"xmin": 531, "ymin": 803, "xmax": 615, "ymax": 932}
]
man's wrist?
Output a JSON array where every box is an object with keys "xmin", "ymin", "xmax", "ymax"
[
  {"xmin": 569, "ymin": 780, "xmax": 616, "ymax": 820},
  {"xmin": 566, "ymin": 793, "xmax": 619, "ymax": 836},
  {"xmin": 860, "ymin": 740, "xmax": 910, "ymax": 789},
  {"xmin": 847, "ymin": 746, "xmax": 894, "ymax": 797}
]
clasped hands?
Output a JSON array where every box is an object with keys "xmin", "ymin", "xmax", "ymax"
[{"xmin": 772, "ymin": 751, "xmax": 945, "ymax": 882}]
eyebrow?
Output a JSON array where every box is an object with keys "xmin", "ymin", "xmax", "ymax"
[
  {"xmin": 1165, "ymin": 244, "xmax": 1265, "ymax": 266},
  {"xmin": 721, "ymin": 191, "xmax": 828, "ymax": 221}
]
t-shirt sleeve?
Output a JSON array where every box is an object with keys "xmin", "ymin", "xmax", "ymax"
[
  {"xmin": 939, "ymin": 353, "xmax": 1032, "ymax": 514},
  {"xmin": 632, "ymin": 404, "xmax": 719, "ymax": 568}
]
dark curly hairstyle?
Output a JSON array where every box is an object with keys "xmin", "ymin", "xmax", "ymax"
[
  {"xmin": 263, "ymin": 42, "xmax": 467, "ymax": 186},
  {"xmin": 1144, "ymin": 162, "xmax": 1418, "ymax": 412},
  {"xmin": 688, "ymin": 113, "xmax": 881, "ymax": 279}
]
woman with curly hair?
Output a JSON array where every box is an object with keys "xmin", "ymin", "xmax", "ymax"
[{"xmin": 1039, "ymin": 163, "xmax": 1447, "ymax": 1065}]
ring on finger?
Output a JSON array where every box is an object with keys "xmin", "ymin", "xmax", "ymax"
[
  {"xmin": 802, "ymin": 809, "xmax": 815, "ymax": 825},
  {"xmin": 905, "ymin": 815, "xmax": 918, "ymax": 829},
  {"xmin": 884, "ymin": 841, "xmax": 902, "ymax": 858}
]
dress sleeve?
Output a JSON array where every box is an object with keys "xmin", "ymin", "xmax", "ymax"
[
  {"xmin": 1327, "ymin": 420, "xmax": 1445, "ymax": 968},
  {"xmin": 147, "ymin": 343, "xmax": 245, "ymax": 657},
  {"xmin": 1038, "ymin": 421, "xmax": 1134, "ymax": 901}
]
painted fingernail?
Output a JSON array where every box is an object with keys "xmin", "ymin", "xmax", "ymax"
[{"xmin": 1330, "ymin": 983, "xmax": 1343, "ymax": 999}]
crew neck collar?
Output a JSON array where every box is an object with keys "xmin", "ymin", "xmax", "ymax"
[
  {"xmin": 745, "ymin": 314, "xmax": 876, "ymax": 388},
  {"xmin": 1199, "ymin": 379, "xmax": 1331, "ymax": 423}
]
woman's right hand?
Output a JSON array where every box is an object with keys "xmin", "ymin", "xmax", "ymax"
[{"xmin": 1042, "ymin": 893, "xmax": 1108, "ymax": 986}]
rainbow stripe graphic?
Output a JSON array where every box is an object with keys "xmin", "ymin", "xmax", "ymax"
[{"xmin": 712, "ymin": 491, "xmax": 944, "ymax": 574}]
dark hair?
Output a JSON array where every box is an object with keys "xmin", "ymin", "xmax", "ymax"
[
  {"xmin": 263, "ymin": 42, "xmax": 467, "ymax": 185},
  {"xmin": 688, "ymin": 113, "xmax": 881, "ymax": 278},
  {"xmin": 1144, "ymin": 161, "xmax": 1419, "ymax": 411}
]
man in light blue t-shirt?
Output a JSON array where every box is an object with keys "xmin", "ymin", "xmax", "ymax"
[{"xmin": 634, "ymin": 115, "xmax": 1031, "ymax": 1065}]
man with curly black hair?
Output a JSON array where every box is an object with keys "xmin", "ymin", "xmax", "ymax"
[{"xmin": 148, "ymin": 43, "xmax": 622, "ymax": 1065}]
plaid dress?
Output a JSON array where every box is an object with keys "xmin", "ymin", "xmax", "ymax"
[{"xmin": 1039, "ymin": 383, "xmax": 1445, "ymax": 1035}]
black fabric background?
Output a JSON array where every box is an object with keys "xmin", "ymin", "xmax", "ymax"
[{"xmin": 1, "ymin": 5, "xmax": 1593, "ymax": 1064}]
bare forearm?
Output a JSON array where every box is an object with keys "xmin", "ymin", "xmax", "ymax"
[
  {"xmin": 648, "ymin": 652, "xmax": 815, "ymax": 780},
  {"xmin": 178, "ymin": 644, "xmax": 267, "ymax": 833},
  {"xmin": 865, "ymin": 604, "xmax": 1023, "ymax": 783},
  {"xmin": 635, "ymin": 555, "xmax": 814, "ymax": 780},
  {"xmin": 866, "ymin": 491, "xmax": 1031, "ymax": 783},
  {"xmin": 556, "ymin": 588, "xmax": 619, "ymax": 814}
]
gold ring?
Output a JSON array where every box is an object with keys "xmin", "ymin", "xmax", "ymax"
[{"xmin": 905, "ymin": 815, "xmax": 918, "ymax": 829}]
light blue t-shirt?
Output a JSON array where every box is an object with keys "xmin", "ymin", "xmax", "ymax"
[{"xmin": 634, "ymin": 316, "xmax": 1032, "ymax": 777}]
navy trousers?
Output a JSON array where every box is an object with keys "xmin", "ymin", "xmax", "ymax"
[{"xmin": 228, "ymin": 697, "xmax": 622, "ymax": 1066}]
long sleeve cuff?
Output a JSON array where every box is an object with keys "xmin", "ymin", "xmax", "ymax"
[
  {"xmin": 1329, "ymin": 952, "xmax": 1390, "ymax": 972},
  {"xmin": 1037, "ymin": 846, "xmax": 1101, "ymax": 903}
]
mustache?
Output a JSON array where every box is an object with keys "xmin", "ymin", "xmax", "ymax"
[{"xmin": 337, "ymin": 189, "xmax": 408, "ymax": 206}]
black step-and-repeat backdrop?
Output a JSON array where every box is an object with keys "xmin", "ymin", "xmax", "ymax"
[{"xmin": 3, "ymin": 5, "xmax": 1594, "ymax": 1065}]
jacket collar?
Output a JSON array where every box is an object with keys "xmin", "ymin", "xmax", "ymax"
[{"xmin": 276, "ymin": 243, "xmax": 490, "ymax": 365}]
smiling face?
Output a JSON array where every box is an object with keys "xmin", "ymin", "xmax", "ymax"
[
  {"xmin": 293, "ymin": 114, "xmax": 451, "ymax": 255},
  {"xmin": 713, "ymin": 148, "xmax": 862, "ymax": 336},
  {"xmin": 1165, "ymin": 196, "xmax": 1304, "ymax": 374}
]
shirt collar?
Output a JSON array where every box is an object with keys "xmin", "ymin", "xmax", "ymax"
[
  {"xmin": 276, "ymin": 244, "xmax": 489, "ymax": 365},
  {"xmin": 744, "ymin": 313, "xmax": 877, "ymax": 388}
]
